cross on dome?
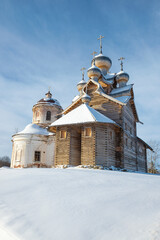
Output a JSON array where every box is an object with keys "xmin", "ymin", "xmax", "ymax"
[
  {"xmin": 97, "ymin": 35, "xmax": 104, "ymax": 54},
  {"xmin": 118, "ymin": 57, "xmax": 125, "ymax": 71},
  {"xmin": 91, "ymin": 51, "xmax": 97, "ymax": 65},
  {"xmin": 80, "ymin": 67, "xmax": 86, "ymax": 80}
]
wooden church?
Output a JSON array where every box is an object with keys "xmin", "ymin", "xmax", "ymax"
[
  {"xmin": 48, "ymin": 36, "xmax": 152, "ymax": 172},
  {"xmin": 11, "ymin": 36, "xmax": 152, "ymax": 172}
]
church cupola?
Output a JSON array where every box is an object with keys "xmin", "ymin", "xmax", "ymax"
[
  {"xmin": 32, "ymin": 90, "xmax": 63, "ymax": 127},
  {"xmin": 87, "ymin": 51, "xmax": 101, "ymax": 81},
  {"xmin": 81, "ymin": 93, "xmax": 91, "ymax": 105},
  {"xmin": 45, "ymin": 91, "xmax": 52, "ymax": 99},
  {"xmin": 77, "ymin": 67, "xmax": 86, "ymax": 95},
  {"xmin": 116, "ymin": 57, "xmax": 129, "ymax": 87},
  {"xmin": 91, "ymin": 35, "xmax": 112, "ymax": 75}
]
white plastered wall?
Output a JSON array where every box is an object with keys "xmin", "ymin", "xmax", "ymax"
[{"xmin": 11, "ymin": 134, "xmax": 55, "ymax": 168}]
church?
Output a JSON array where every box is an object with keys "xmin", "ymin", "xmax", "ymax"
[{"xmin": 11, "ymin": 36, "xmax": 152, "ymax": 172}]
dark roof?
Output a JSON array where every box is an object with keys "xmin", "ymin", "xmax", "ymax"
[
  {"xmin": 137, "ymin": 137, "xmax": 153, "ymax": 151},
  {"xmin": 38, "ymin": 98, "xmax": 56, "ymax": 103}
]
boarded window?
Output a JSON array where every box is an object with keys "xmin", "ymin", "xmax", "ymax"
[
  {"xmin": 60, "ymin": 130, "xmax": 67, "ymax": 139},
  {"xmin": 85, "ymin": 127, "xmax": 92, "ymax": 137},
  {"xmin": 46, "ymin": 111, "xmax": 51, "ymax": 121},
  {"xmin": 125, "ymin": 123, "xmax": 127, "ymax": 130},
  {"xmin": 35, "ymin": 151, "xmax": 41, "ymax": 162}
]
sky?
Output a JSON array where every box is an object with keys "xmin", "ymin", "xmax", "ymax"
[{"xmin": 0, "ymin": 0, "xmax": 160, "ymax": 157}]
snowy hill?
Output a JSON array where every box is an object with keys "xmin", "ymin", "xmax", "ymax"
[{"xmin": 0, "ymin": 168, "xmax": 160, "ymax": 240}]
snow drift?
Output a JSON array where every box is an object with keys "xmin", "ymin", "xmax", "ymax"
[{"xmin": 0, "ymin": 168, "xmax": 160, "ymax": 240}]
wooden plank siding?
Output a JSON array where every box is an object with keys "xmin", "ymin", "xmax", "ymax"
[
  {"xmin": 54, "ymin": 127, "xmax": 70, "ymax": 165},
  {"xmin": 81, "ymin": 125, "xmax": 96, "ymax": 165},
  {"xmin": 137, "ymin": 139, "xmax": 147, "ymax": 172},
  {"xmin": 69, "ymin": 127, "xmax": 81, "ymax": 166},
  {"xmin": 122, "ymin": 102, "xmax": 138, "ymax": 171},
  {"xmin": 89, "ymin": 93, "xmax": 123, "ymax": 125},
  {"xmin": 95, "ymin": 124, "xmax": 118, "ymax": 168}
]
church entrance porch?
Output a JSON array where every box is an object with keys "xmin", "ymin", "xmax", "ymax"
[{"xmin": 69, "ymin": 127, "xmax": 81, "ymax": 166}]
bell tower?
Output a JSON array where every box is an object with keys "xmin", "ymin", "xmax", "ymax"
[{"xmin": 32, "ymin": 90, "xmax": 63, "ymax": 128}]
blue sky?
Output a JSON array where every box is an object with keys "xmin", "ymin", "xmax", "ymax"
[{"xmin": 0, "ymin": 0, "xmax": 160, "ymax": 157}]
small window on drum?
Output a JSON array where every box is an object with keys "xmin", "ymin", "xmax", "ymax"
[
  {"xmin": 60, "ymin": 130, "xmax": 67, "ymax": 139},
  {"xmin": 35, "ymin": 151, "xmax": 41, "ymax": 162},
  {"xmin": 84, "ymin": 127, "xmax": 92, "ymax": 137},
  {"xmin": 46, "ymin": 111, "xmax": 51, "ymax": 121}
]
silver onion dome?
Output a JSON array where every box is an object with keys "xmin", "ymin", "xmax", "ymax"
[
  {"xmin": 91, "ymin": 54, "xmax": 112, "ymax": 75},
  {"xmin": 81, "ymin": 93, "xmax": 91, "ymax": 104},
  {"xmin": 87, "ymin": 65, "xmax": 101, "ymax": 80},
  {"xmin": 77, "ymin": 79, "xmax": 86, "ymax": 92},
  {"xmin": 116, "ymin": 71, "xmax": 129, "ymax": 87}
]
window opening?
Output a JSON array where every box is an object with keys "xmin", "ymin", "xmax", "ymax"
[
  {"xmin": 46, "ymin": 111, "xmax": 51, "ymax": 121},
  {"xmin": 60, "ymin": 130, "xmax": 67, "ymax": 139},
  {"xmin": 85, "ymin": 127, "xmax": 92, "ymax": 137},
  {"xmin": 35, "ymin": 151, "xmax": 41, "ymax": 162}
]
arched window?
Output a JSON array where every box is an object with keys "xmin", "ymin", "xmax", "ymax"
[{"xmin": 46, "ymin": 111, "xmax": 51, "ymax": 121}]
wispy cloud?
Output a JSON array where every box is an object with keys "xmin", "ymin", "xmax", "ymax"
[{"xmin": 0, "ymin": 0, "xmax": 160, "ymax": 157}]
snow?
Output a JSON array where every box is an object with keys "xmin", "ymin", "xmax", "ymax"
[
  {"xmin": 38, "ymin": 98, "xmax": 61, "ymax": 107},
  {"xmin": 95, "ymin": 53, "xmax": 103, "ymax": 58},
  {"xmin": 87, "ymin": 65, "xmax": 101, "ymax": 71},
  {"xmin": 105, "ymin": 73, "xmax": 116, "ymax": 79},
  {"xmin": 16, "ymin": 123, "xmax": 50, "ymax": 135},
  {"xmin": 116, "ymin": 70, "xmax": 125, "ymax": 75},
  {"xmin": 110, "ymin": 84, "xmax": 133, "ymax": 95},
  {"xmin": 0, "ymin": 168, "xmax": 160, "ymax": 240},
  {"xmin": 72, "ymin": 95, "xmax": 80, "ymax": 102},
  {"xmin": 50, "ymin": 103, "xmax": 116, "ymax": 127},
  {"xmin": 77, "ymin": 79, "xmax": 86, "ymax": 85},
  {"xmin": 114, "ymin": 96, "xmax": 131, "ymax": 104}
]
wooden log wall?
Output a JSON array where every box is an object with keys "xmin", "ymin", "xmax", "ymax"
[
  {"xmin": 54, "ymin": 127, "xmax": 70, "ymax": 165},
  {"xmin": 69, "ymin": 127, "xmax": 81, "ymax": 166},
  {"xmin": 81, "ymin": 125, "xmax": 96, "ymax": 165},
  {"xmin": 89, "ymin": 93, "xmax": 123, "ymax": 126},
  {"xmin": 137, "ymin": 140, "xmax": 147, "ymax": 172},
  {"xmin": 122, "ymin": 102, "xmax": 137, "ymax": 171},
  {"xmin": 95, "ymin": 125, "xmax": 107, "ymax": 166},
  {"xmin": 95, "ymin": 124, "xmax": 118, "ymax": 168}
]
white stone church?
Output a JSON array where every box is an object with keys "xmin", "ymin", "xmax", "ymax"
[{"xmin": 11, "ymin": 91, "xmax": 63, "ymax": 168}]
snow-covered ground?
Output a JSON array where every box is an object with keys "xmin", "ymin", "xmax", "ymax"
[{"xmin": 0, "ymin": 168, "xmax": 160, "ymax": 240}]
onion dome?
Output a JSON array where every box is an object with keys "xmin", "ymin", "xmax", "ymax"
[
  {"xmin": 87, "ymin": 64, "xmax": 101, "ymax": 81},
  {"xmin": 77, "ymin": 79, "xmax": 86, "ymax": 93},
  {"xmin": 81, "ymin": 93, "xmax": 91, "ymax": 105},
  {"xmin": 77, "ymin": 67, "xmax": 87, "ymax": 94},
  {"xmin": 38, "ymin": 91, "xmax": 61, "ymax": 107},
  {"xmin": 91, "ymin": 54, "xmax": 112, "ymax": 76},
  {"xmin": 116, "ymin": 71, "xmax": 129, "ymax": 87}
]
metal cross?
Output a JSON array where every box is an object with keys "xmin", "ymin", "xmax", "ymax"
[
  {"xmin": 98, "ymin": 35, "xmax": 104, "ymax": 54},
  {"xmin": 80, "ymin": 67, "xmax": 86, "ymax": 80},
  {"xmin": 118, "ymin": 57, "xmax": 125, "ymax": 71},
  {"xmin": 91, "ymin": 51, "xmax": 97, "ymax": 65},
  {"xmin": 48, "ymin": 86, "xmax": 51, "ymax": 92}
]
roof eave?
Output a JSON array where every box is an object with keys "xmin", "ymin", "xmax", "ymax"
[{"xmin": 137, "ymin": 137, "xmax": 153, "ymax": 151}]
